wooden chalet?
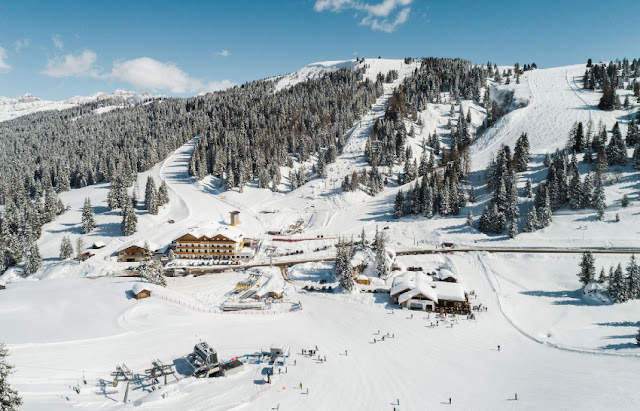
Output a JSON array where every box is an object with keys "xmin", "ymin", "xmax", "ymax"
[{"xmin": 117, "ymin": 245, "xmax": 148, "ymax": 262}]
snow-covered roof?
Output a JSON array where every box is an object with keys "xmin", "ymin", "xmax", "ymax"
[
  {"xmin": 398, "ymin": 283, "xmax": 438, "ymax": 305},
  {"xmin": 436, "ymin": 269, "xmax": 458, "ymax": 281},
  {"xmin": 433, "ymin": 282, "xmax": 466, "ymax": 302},
  {"xmin": 391, "ymin": 271, "xmax": 433, "ymax": 297},
  {"xmin": 118, "ymin": 240, "xmax": 160, "ymax": 253},
  {"xmin": 132, "ymin": 282, "xmax": 152, "ymax": 295},
  {"xmin": 174, "ymin": 226, "xmax": 244, "ymax": 243}
]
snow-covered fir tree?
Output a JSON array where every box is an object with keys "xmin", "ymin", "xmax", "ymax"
[
  {"xmin": 24, "ymin": 241, "xmax": 41, "ymax": 275},
  {"xmin": 121, "ymin": 200, "xmax": 137, "ymax": 236},
  {"xmin": 608, "ymin": 263, "xmax": 628, "ymax": 303},
  {"xmin": 144, "ymin": 176, "xmax": 159, "ymax": 215},
  {"xmin": 626, "ymin": 255, "xmax": 640, "ymax": 300},
  {"xmin": 577, "ymin": 251, "xmax": 596, "ymax": 286},
  {"xmin": 81, "ymin": 197, "xmax": 96, "ymax": 234},
  {"xmin": 158, "ymin": 180, "xmax": 170, "ymax": 206},
  {"xmin": 59, "ymin": 235, "xmax": 74, "ymax": 260},
  {"xmin": 593, "ymin": 172, "xmax": 606, "ymax": 220},
  {"xmin": 0, "ymin": 342, "xmax": 22, "ymax": 411},
  {"xmin": 137, "ymin": 261, "xmax": 167, "ymax": 287},
  {"xmin": 523, "ymin": 206, "xmax": 539, "ymax": 233}
]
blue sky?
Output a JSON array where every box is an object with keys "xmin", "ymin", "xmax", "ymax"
[{"xmin": 0, "ymin": 0, "xmax": 638, "ymax": 100}]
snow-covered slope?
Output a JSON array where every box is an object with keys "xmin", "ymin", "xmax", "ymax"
[
  {"xmin": 2, "ymin": 61, "xmax": 640, "ymax": 410},
  {"xmin": 0, "ymin": 89, "xmax": 154, "ymax": 122},
  {"xmin": 469, "ymin": 64, "xmax": 636, "ymax": 170},
  {"xmin": 274, "ymin": 58, "xmax": 408, "ymax": 91}
]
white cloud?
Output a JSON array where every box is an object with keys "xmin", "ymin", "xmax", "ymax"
[
  {"xmin": 41, "ymin": 50, "xmax": 101, "ymax": 78},
  {"xmin": 14, "ymin": 38, "xmax": 30, "ymax": 52},
  {"xmin": 0, "ymin": 46, "xmax": 10, "ymax": 72},
  {"xmin": 52, "ymin": 34, "xmax": 64, "ymax": 50},
  {"xmin": 216, "ymin": 49, "xmax": 230, "ymax": 57},
  {"xmin": 109, "ymin": 57, "xmax": 235, "ymax": 94},
  {"xmin": 313, "ymin": 0, "xmax": 412, "ymax": 32}
]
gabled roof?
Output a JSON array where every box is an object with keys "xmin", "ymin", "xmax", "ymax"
[
  {"xmin": 132, "ymin": 282, "xmax": 152, "ymax": 295},
  {"xmin": 398, "ymin": 285, "xmax": 438, "ymax": 305},
  {"xmin": 433, "ymin": 282, "xmax": 466, "ymax": 302},
  {"xmin": 173, "ymin": 226, "xmax": 244, "ymax": 243},
  {"xmin": 436, "ymin": 269, "xmax": 458, "ymax": 281},
  {"xmin": 390, "ymin": 271, "xmax": 433, "ymax": 297}
]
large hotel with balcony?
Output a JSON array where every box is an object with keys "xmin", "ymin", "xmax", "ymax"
[{"xmin": 172, "ymin": 227, "xmax": 251, "ymax": 260}]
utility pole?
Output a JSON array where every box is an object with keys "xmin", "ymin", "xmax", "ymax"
[
  {"xmin": 111, "ymin": 364, "xmax": 133, "ymax": 403},
  {"xmin": 265, "ymin": 246, "xmax": 278, "ymax": 267}
]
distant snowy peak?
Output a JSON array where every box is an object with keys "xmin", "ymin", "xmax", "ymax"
[
  {"xmin": 274, "ymin": 58, "xmax": 408, "ymax": 91},
  {"xmin": 0, "ymin": 90, "xmax": 155, "ymax": 123}
]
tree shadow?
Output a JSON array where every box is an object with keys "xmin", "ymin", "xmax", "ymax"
[
  {"xmin": 599, "ymin": 342, "xmax": 638, "ymax": 350},
  {"xmin": 595, "ymin": 321, "xmax": 640, "ymax": 327},
  {"xmin": 94, "ymin": 222, "xmax": 123, "ymax": 237}
]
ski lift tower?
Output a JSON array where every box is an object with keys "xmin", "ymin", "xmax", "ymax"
[
  {"xmin": 265, "ymin": 245, "xmax": 278, "ymax": 267},
  {"xmin": 110, "ymin": 364, "xmax": 134, "ymax": 403}
]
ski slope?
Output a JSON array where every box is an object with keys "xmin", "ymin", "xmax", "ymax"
[
  {"xmin": 470, "ymin": 64, "xmax": 636, "ymax": 170},
  {"xmin": 2, "ymin": 61, "xmax": 640, "ymax": 410}
]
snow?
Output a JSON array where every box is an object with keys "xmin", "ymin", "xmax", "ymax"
[
  {"xmin": 2, "ymin": 61, "xmax": 640, "ymax": 410},
  {"xmin": 0, "ymin": 90, "xmax": 153, "ymax": 122}
]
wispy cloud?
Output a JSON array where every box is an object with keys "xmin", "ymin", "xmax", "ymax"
[
  {"xmin": 109, "ymin": 57, "xmax": 236, "ymax": 94},
  {"xmin": 52, "ymin": 34, "xmax": 64, "ymax": 50},
  {"xmin": 0, "ymin": 46, "xmax": 10, "ymax": 72},
  {"xmin": 216, "ymin": 49, "xmax": 230, "ymax": 57},
  {"xmin": 41, "ymin": 50, "xmax": 101, "ymax": 78},
  {"xmin": 14, "ymin": 38, "xmax": 30, "ymax": 52},
  {"xmin": 314, "ymin": 0, "xmax": 412, "ymax": 33}
]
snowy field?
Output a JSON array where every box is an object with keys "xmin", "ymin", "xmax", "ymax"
[
  {"xmin": 2, "ymin": 60, "xmax": 640, "ymax": 409},
  {"xmin": 1, "ymin": 252, "xmax": 639, "ymax": 410}
]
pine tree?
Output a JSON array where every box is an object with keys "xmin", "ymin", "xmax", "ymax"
[
  {"xmin": 0, "ymin": 342, "xmax": 22, "ymax": 411},
  {"xmin": 633, "ymin": 145, "xmax": 640, "ymax": 169},
  {"xmin": 608, "ymin": 263, "xmax": 628, "ymax": 303},
  {"xmin": 121, "ymin": 200, "xmax": 138, "ymax": 236},
  {"xmin": 167, "ymin": 249, "xmax": 175, "ymax": 261},
  {"xmin": 593, "ymin": 172, "xmax": 606, "ymax": 220},
  {"xmin": 568, "ymin": 171, "xmax": 583, "ymax": 209},
  {"xmin": 158, "ymin": 180, "xmax": 170, "ymax": 206},
  {"xmin": 514, "ymin": 132, "xmax": 531, "ymax": 172},
  {"xmin": 537, "ymin": 190, "xmax": 552, "ymax": 228},
  {"xmin": 598, "ymin": 83, "xmax": 616, "ymax": 111},
  {"xmin": 478, "ymin": 205, "xmax": 492, "ymax": 233},
  {"xmin": 508, "ymin": 218, "xmax": 518, "ymax": 238},
  {"xmin": 577, "ymin": 251, "xmax": 596, "ymax": 286},
  {"xmin": 523, "ymin": 179, "xmax": 533, "ymax": 198},
  {"xmin": 626, "ymin": 255, "xmax": 640, "ymax": 299},
  {"xmin": 393, "ymin": 190, "xmax": 405, "ymax": 219},
  {"xmin": 375, "ymin": 231, "xmax": 389, "ymax": 278},
  {"xmin": 59, "ymin": 235, "xmax": 73, "ymax": 260},
  {"xmin": 606, "ymin": 122, "xmax": 627, "ymax": 166},
  {"xmin": 466, "ymin": 210, "xmax": 473, "ymax": 227},
  {"xmin": 81, "ymin": 197, "xmax": 96, "ymax": 234},
  {"xmin": 144, "ymin": 177, "xmax": 159, "ymax": 215},
  {"xmin": 523, "ymin": 206, "xmax": 539, "ymax": 232},
  {"xmin": 24, "ymin": 241, "xmax": 41, "ymax": 275},
  {"xmin": 136, "ymin": 260, "xmax": 167, "ymax": 287}
]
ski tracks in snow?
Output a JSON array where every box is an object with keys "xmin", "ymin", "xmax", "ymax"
[{"xmin": 475, "ymin": 253, "xmax": 640, "ymax": 358}]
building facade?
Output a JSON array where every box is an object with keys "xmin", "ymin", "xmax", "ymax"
[{"xmin": 172, "ymin": 229, "xmax": 248, "ymax": 260}]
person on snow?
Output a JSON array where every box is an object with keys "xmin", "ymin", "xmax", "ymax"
[
  {"xmin": 498, "ymin": 345, "xmax": 500, "ymax": 351},
  {"xmin": 449, "ymin": 398, "xmax": 452, "ymax": 404}
]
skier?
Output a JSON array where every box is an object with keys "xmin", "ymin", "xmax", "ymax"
[
  {"xmin": 345, "ymin": 349, "xmax": 347, "ymax": 356},
  {"xmin": 410, "ymin": 314, "xmax": 413, "ymax": 319},
  {"xmin": 306, "ymin": 388, "xmax": 309, "ymax": 395},
  {"xmin": 373, "ymin": 338, "xmax": 376, "ymax": 343},
  {"xmin": 515, "ymin": 393, "xmax": 518, "ymax": 400},
  {"xmin": 294, "ymin": 360, "xmax": 297, "ymax": 366},
  {"xmin": 382, "ymin": 336, "xmax": 385, "ymax": 341},
  {"xmin": 300, "ymin": 382, "xmax": 302, "ymax": 390},
  {"xmin": 498, "ymin": 345, "xmax": 500, "ymax": 351},
  {"xmin": 324, "ymin": 356, "xmax": 326, "ymax": 362},
  {"xmin": 449, "ymin": 398, "xmax": 452, "ymax": 404}
]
